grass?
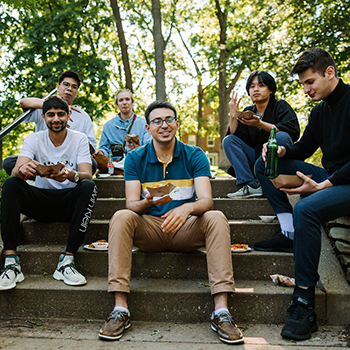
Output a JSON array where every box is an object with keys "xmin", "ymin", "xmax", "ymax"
[{"xmin": 0, "ymin": 169, "xmax": 9, "ymax": 188}]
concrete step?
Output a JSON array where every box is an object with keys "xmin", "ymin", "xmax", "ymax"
[
  {"xmin": 16, "ymin": 245, "xmax": 294, "ymax": 281},
  {"xmin": 94, "ymin": 177, "xmax": 240, "ymax": 199},
  {"xmin": 0, "ymin": 276, "xmax": 326, "ymax": 324},
  {"xmin": 20, "ymin": 219, "xmax": 280, "ymax": 246},
  {"xmin": 92, "ymin": 198, "xmax": 274, "ymax": 220}
]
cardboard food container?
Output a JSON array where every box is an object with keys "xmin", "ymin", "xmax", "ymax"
[
  {"xmin": 147, "ymin": 183, "xmax": 176, "ymax": 198},
  {"xmin": 125, "ymin": 134, "xmax": 140, "ymax": 143},
  {"xmin": 36, "ymin": 163, "xmax": 63, "ymax": 177},
  {"xmin": 235, "ymin": 110, "xmax": 255, "ymax": 120},
  {"xmin": 271, "ymin": 174, "xmax": 312, "ymax": 189}
]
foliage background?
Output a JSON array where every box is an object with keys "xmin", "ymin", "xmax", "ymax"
[{"xmin": 0, "ymin": 0, "xmax": 349, "ymax": 168}]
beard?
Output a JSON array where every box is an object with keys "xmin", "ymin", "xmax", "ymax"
[{"xmin": 47, "ymin": 121, "xmax": 67, "ymax": 133}]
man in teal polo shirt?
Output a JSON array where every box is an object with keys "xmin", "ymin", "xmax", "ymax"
[{"xmin": 99, "ymin": 101, "xmax": 244, "ymax": 344}]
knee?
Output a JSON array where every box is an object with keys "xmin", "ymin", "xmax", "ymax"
[
  {"xmin": 222, "ymin": 134, "xmax": 240, "ymax": 150},
  {"xmin": 254, "ymin": 156, "xmax": 265, "ymax": 175},
  {"xmin": 2, "ymin": 177, "xmax": 22, "ymax": 196},
  {"xmin": 109, "ymin": 209, "xmax": 137, "ymax": 233},
  {"xmin": 276, "ymin": 131, "xmax": 293, "ymax": 147},
  {"xmin": 203, "ymin": 210, "xmax": 230, "ymax": 231},
  {"xmin": 79, "ymin": 179, "xmax": 97, "ymax": 193}
]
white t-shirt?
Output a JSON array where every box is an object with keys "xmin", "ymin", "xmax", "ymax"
[
  {"xmin": 25, "ymin": 106, "xmax": 97, "ymax": 151},
  {"xmin": 19, "ymin": 129, "xmax": 91, "ymax": 190}
]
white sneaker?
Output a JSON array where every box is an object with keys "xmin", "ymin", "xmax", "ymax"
[
  {"xmin": 227, "ymin": 185, "xmax": 263, "ymax": 198},
  {"xmin": 53, "ymin": 254, "xmax": 87, "ymax": 286},
  {"xmin": 0, "ymin": 256, "xmax": 25, "ymax": 291}
]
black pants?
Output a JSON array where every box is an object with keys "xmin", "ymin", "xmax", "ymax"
[{"xmin": 1, "ymin": 177, "xmax": 98, "ymax": 254}]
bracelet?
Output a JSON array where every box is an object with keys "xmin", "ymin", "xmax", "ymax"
[{"xmin": 18, "ymin": 164, "xmax": 29, "ymax": 180}]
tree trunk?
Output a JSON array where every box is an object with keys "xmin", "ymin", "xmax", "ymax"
[
  {"xmin": 152, "ymin": 0, "xmax": 166, "ymax": 100},
  {"xmin": 196, "ymin": 83, "xmax": 203, "ymax": 147},
  {"xmin": 110, "ymin": 0, "xmax": 133, "ymax": 91},
  {"xmin": 215, "ymin": 0, "xmax": 230, "ymax": 169}
]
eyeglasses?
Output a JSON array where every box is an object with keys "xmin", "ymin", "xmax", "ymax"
[
  {"xmin": 61, "ymin": 81, "xmax": 79, "ymax": 91},
  {"xmin": 149, "ymin": 117, "xmax": 176, "ymax": 127}
]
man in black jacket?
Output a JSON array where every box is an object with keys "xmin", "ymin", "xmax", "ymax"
[
  {"xmin": 255, "ymin": 48, "xmax": 350, "ymax": 340},
  {"xmin": 223, "ymin": 70, "xmax": 300, "ymax": 199}
]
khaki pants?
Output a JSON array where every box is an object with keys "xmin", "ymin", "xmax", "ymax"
[{"xmin": 108, "ymin": 209, "xmax": 235, "ymax": 295}]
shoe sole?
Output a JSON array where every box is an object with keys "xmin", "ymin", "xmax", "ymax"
[
  {"xmin": 281, "ymin": 323, "xmax": 318, "ymax": 340},
  {"xmin": 253, "ymin": 245, "xmax": 293, "ymax": 253},
  {"xmin": 52, "ymin": 270, "xmax": 87, "ymax": 286},
  {"xmin": 0, "ymin": 273, "xmax": 25, "ymax": 291},
  {"xmin": 99, "ymin": 322, "xmax": 131, "ymax": 341},
  {"xmin": 211, "ymin": 323, "xmax": 244, "ymax": 344},
  {"xmin": 227, "ymin": 193, "xmax": 263, "ymax": 199}
]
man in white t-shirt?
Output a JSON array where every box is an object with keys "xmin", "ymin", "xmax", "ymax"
[
  {"xmin": 0, "ymin": 96, "xmax": 98, "ymax": 291},
  {"xmin": 3, "ymin": 70, "xmax": 97, "ymax": 174}
]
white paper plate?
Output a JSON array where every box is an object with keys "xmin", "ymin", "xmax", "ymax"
[
  {"xmin": 97, "ymin": 173, "xmax": 111, "ymax": 178},
  {"xmin": 84, "ymin": 242, "xmax": 108, "ymax": 251}
]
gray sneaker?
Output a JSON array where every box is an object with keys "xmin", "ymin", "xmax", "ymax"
[
  {"xmin": 0, "ymin": 256, "xmax": 25, "ymax": 291},
  {"xmin": 53, "ymin": 254, "xmax": 87, "ymax": 286},
  {"xmin": 227, "ymin": 185, "xmax": 263, "ymax": 198}
]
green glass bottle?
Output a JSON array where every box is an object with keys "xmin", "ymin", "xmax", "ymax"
[{"xmin": 264, "ymin": 127, "xmax": 278, "ymax": 178}]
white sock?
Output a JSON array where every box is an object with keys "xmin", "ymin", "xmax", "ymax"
[
  {"xmin": 277, "ymin": 212, "xmax": 294, "ymax": 240},
  {"xmin": 113, "ymin": 306, "xmax": 130, "ymax": 315},
  {"xmin": 214, "ymin": 307, "xmax": 229, "ymax": 316}
]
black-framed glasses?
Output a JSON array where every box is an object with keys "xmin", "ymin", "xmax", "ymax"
[
  {"xmin": 62, "ymin": 81, "xmax": 79, "ymax": 91},
  {"xmin": 149, "ymin": 117, "xmax": 176, "ymax": 127}
]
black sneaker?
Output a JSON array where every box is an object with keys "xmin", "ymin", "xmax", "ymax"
[
  {"xmin": 253, "ymin": 231, "xmax": 293, "ymax": 253},
  {"xmin": 281, "ymin": 296, "xmax": 318, "ymax": 340}
]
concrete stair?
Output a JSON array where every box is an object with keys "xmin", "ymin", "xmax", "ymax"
[{"xmin": 0, "ymin": 177, "xmax": 349, "ymax": 326}]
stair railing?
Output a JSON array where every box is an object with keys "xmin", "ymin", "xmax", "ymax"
[{"xmin": 0, "ymin": 88, "xmax": 57, "ymax": 140}]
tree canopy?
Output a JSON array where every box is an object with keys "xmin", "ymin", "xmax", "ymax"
[{"xmin": 0, "ymin": 0, "xmax": 349, "ymax": 167}]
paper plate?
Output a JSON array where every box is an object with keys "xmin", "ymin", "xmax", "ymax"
[
  {"xmin": 231, "ymin": 244, "xmax": 251, "ymax": 253},
  {"xmin": 84, "ymin": 241, "xmax": 108, "ymax": 251},
  {"xmin": 97, "ymin": 173, "xmax": 111, "ymax": 178}
]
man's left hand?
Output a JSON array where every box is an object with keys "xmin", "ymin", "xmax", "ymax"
[
  {"xmin": 47, "ymin": 163, "xmax": 69, "ymax": 182},
  {"xmin": 280, "ymin": 171, "xmax": 331, "ymax": 195},
  {"xmin": 239, "ymin": 114, "xmax": 261, "ymax": 127},
  {"xmin": 161, "ymin": 205, "xmax": 191, "ymax": 233}
]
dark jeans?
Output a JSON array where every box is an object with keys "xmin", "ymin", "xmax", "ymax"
[
  {"xmin": 3, "ymin": 156, "xmax": 98, "ymax": 175},
  {"xmin": 1, "ymin": 177, "xmax": 98, "ymax": 254},
  {"xmin": 255, "ymin": 157, "xmax": 350, "ymax": 286},
  {"xmin": 222, "ymin": 131, "xmax": 293, "ymax": 186}
]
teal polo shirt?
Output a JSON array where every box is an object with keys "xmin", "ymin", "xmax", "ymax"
[{"xmin": 124, "ymin": 138, "xmax": 211, "ymax": 216}]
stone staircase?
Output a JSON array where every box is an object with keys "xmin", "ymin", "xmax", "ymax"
[{"xmin": 0, "ymin": 178, "xmax": 349, "ymax": 326}]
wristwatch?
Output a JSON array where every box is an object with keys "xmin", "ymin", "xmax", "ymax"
[{"xmin": 73, "ymin": 171, "xmax": 79, "ymax": 183}]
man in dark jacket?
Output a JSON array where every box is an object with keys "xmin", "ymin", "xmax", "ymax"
[
  {"xmin": 255, "ymin": 48, "xmax": 350, "ymax": 341},
  {"xmin": 223, "ymin": 70, "xmax": 300, "ymax": 198}
]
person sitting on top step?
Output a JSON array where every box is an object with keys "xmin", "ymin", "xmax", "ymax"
[
  {"xmin": 254, "ymin": 47, "xmax": 350, "ymax": 340},
  {"xmin": 0, "ymin": 96, "xmax": 97, "ymax": 291},
  {"xmin": 93, "ymin": 89, "xmax": 152, "ymax": 175},
  {"xmin": 223, "ymin": 70, "xmax": 300, "ymax": 198},
  {"xmin": 99, "ymin": 100, "xmax": 244, "ymax": 345},
  {"xmin": 3, "ymin": 70, "xmax": 98, "ymax": 175}
]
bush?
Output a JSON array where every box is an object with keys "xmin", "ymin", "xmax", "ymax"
[{"xmin": 0, "ymin": 169, "xmax": 10, "ymax": 188}]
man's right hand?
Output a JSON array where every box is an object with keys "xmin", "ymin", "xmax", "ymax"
[
  {"xmin": 18, "ymin": 160, "xmax": 40, "ymax": 177},
  {"xmin": 229, "ymin": 91, "xmax": 242, "ymax": 119},
  {"xmin": 261, "ymin": 143, "xmax": 286, "ymax": 162},
  {"xmin": 145, "ymin": 193, "xmax": 172, "ymax": 206}
]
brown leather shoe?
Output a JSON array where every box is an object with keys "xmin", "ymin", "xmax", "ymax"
[
  {"xmin": 99, "ymin": 310, "xmax": 131, "ymax": 340},
  {"xmin": 211, "ymin": 311, "xmax": 244, "ymax": 344}
]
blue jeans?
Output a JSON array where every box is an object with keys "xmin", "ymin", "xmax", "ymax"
[
  {"xmin": 255, "ymin": 157, "xmax": 350, "ymax": 286},
  {"xmin": 223, "ymin": 131, "xmax": 293, "ymax": 186}
]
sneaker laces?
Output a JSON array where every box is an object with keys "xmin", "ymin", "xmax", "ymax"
[
  {"xmin": 287, "ymin": 299, "xmax": 311, "ymax": 320},
  {"xmin": 58, "ymin": 261, "xmax": 82, "ymax": 275},
  {"xmin": 108, "ymin": 310, "xmax": 128, "ymax": 322},
  {"xmin": 216, "ymin": 312, "xmax": 235, "ymax": 327},
  {"xmin": 0, "ymin": 264, "xmax": 20, "ymax": 280}
]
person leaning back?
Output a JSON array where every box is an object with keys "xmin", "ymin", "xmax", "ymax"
[
  {"xmin": 0, "ymin": 96, "xmax": 97, "ymax": 290},
  {"xmin": 99, "ymin": 100, "xmax": 244, "ymax": 344}
]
